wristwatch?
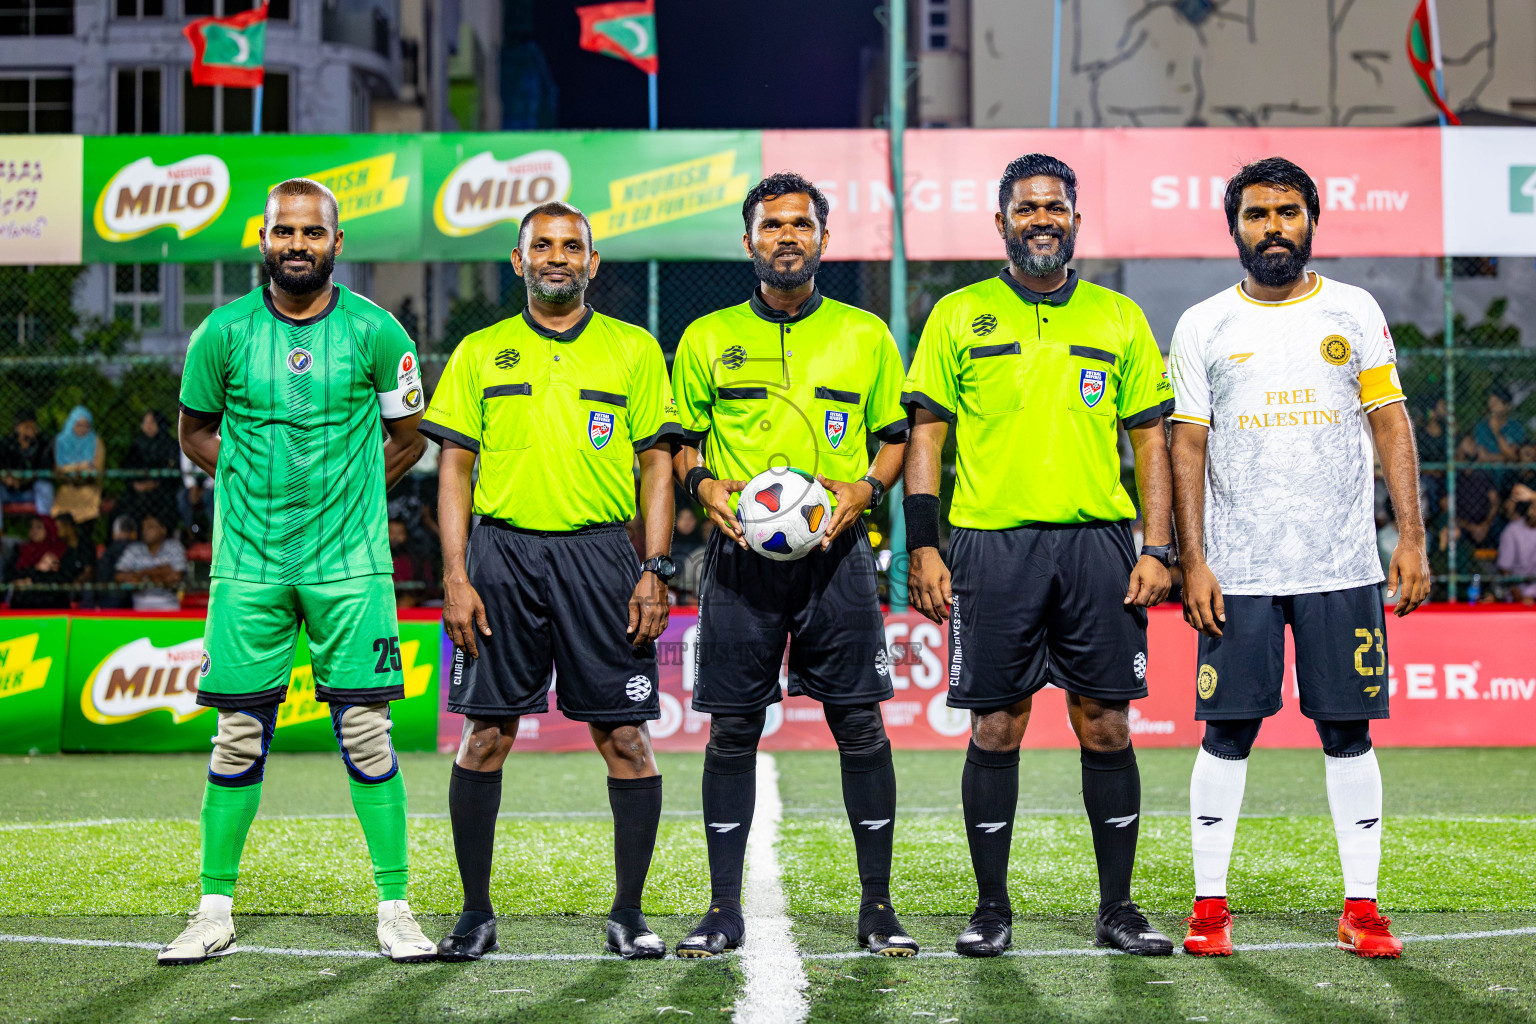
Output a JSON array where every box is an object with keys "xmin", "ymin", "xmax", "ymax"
[
  {"xmin": 641, "ymin": 555, "xmax": 677, "ymax": 583},
  {"xmin": 1140, "ymin": 544, "xmax": 1174, "ymax": 567},
  {"xmin": 859, "ymin": 475, "xmax": 886, "ymax": 510}
]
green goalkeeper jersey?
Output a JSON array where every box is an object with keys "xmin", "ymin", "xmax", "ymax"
[{"xmin": 179, "ymin": 284, "xmax": 423, "ymax": 585}]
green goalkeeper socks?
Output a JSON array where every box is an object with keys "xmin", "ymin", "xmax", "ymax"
[
  {"xmin": 349, "ymin": 772, "xmax": 410, "ymax": 901},
  {"xmin": 200, "ymin": 780, "xmax": 263, "ymax": 897}
]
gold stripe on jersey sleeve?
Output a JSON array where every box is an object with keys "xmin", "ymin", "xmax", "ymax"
[
  {"xmin": 1169, "ymin": 412, "xmax": 1211, "ymax": 425},
  {"xmin": 1359, "ymin": 363, "xmax": 1406, "ymax": 411}
]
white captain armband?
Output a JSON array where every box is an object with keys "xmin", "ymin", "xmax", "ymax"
[{"xmin": 378, "ymin": 350, "xmax": 425, "ymax": 419}]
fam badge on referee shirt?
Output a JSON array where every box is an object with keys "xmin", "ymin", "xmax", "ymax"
[
  {"xmin": 589, "ymin": 410, "xmax": 614, "ymax": 450},
  {"xmin": 1080, "ymin": 368, "xmax": 1106, "ymax": 408},
  {"xmin": 824, "ymin": 410, "xmax": 847, "ymax": 449}
]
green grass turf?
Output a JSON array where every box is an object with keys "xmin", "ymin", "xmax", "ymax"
[{"xmin": 1, "ymin": 748, "xmax": 1534, "ymax": 1023}]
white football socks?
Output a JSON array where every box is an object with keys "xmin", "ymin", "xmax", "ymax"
[
  {"xmin": 198, "ymin": 893, "xmax": 233, "ymax": 920},
  {"xmin": 1325, "ymin": 748, "xmax": 1383, "ymax": 900},
  {"xmin": 1189, "ymin": 747, "xmax": 1248, "ymax": 899}
]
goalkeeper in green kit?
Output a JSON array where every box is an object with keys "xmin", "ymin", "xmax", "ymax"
[{"xmin": 159, "ymin": 179, "xmax": 435, "ymax": 965}]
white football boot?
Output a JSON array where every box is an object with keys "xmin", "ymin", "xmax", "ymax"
[
  {"xmin": 377, "ymin": 900, "xmax": 437, "ymax": 963},
  {"xmin": 158, "ymin": 906, "xmax": 237, "ymax": 965}
]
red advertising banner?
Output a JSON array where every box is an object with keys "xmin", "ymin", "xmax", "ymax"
[
  {"xmin": 760, "ymin": 128, "xmax": 1443, "ymax": 261},
  {"xmin": 437, "ymin": 607, "xmax": 1535, "ymax": 753}
]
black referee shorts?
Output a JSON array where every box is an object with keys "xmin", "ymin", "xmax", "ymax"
[
  {"xmin": 691, "ymin": 519, "xmax": 894, "ymax": 715},
  {"xmin": 446, "ymin": 520, "xmax": 660, "ymax": 723},
  {"xmin": 1195, "ymin": 584, "xmax": 1389, "ymax": 722},
  {"xmin": 947, "ymin": 521, "xmax": 1148, "ymax": 709}
]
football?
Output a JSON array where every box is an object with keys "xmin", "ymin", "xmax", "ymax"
[{"xmin": 736, "ymin": 467, "xmax": 832, "ymax": 561}]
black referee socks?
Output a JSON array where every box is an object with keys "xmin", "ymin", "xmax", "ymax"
[
  {"xmin": 962, "ymin": 741, "xmax": 1019, "ymax": 908},
  {"xmin": 1081, "ymin": 744, "xmax": 1141, "ymax": 910},
  {"xmin": 608, "ymin": 774, "xmax": 663, "ymax": 926},
  {"xmin": 840, "ymin": 743, "xmax": 897, "ymax": 906},
  {"xmin": 449, "ymin": 763, "xmax": 502, "ymax": 915},
  {"xmin": 701, "ymin": 749, "xmax": 757, "ymax": 906}
]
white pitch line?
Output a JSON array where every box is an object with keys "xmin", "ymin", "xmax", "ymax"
[
  {"xmin": 734, "ymin": 753, "xmax": 809, "ymax": 1024},
  {"xmin": 1, "ymin": 925, "xmax": 1533, "ymax": 963}
]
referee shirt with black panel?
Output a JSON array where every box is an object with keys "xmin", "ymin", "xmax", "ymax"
[
  {"xmin": 420, "ymin": 305, "xmax": 681, "ymax": 530},
  {"xmin": 901, "ymin": 270, "xmax": 1173, "ymax": 529},
  {"xmin": 671, "ymin": 288, "xmax": 909, "ymax": 484}
]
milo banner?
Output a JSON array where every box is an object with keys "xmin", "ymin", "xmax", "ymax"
[
  {"xmin": 0, "ymin": 616, "xmax": 69, "ymax": 755},
  {"xmin": 82, "ymin": 134, "xmax": 423, "ymax": 263},
  {"xmin": 61, "ymin": 614, "xmax": 440, "ymax": 753},
  {"xmin": 455, "ymin": 608, "xmax": 1536, "ymax": 753}
]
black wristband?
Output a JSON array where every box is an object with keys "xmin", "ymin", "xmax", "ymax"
[
  {"xmin": 904, "ymin": 493, "xmax": 942, "ymax": 551},
  {"xmin": 684, "ymin": 466, "xmax": 716, "ymax": 501}
]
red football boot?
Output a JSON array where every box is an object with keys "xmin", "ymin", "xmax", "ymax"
[
  {"xmin": 1337, "ymin": 899, "xmax": 1404, "ymax": 958},
  {"xmin": 1183, "ymin": 897, "xmax": 1233, "ymax": 956}
]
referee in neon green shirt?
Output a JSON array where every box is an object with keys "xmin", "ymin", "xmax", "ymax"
[
  {"xmin": 670, "ymin": 173, "xmax": 915, "ymax": 959},
  {"xmin": 903, "ymin": 154, "xmax": 1176, "ymax": 958},
  {"xmin": 421, "ymin": 201, "xmax": 681, "ymax": 962}
]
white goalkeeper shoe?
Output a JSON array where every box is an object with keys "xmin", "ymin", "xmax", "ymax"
[
  {"xmin": 378, "ymin": 900, "xmax": 437, "ymax": 963},
  {"xmin": 158, "ymin": 909, "xmax": 237, "ymax": 965}
]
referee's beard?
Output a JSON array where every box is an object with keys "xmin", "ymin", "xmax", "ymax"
[
  {"xmin": 752, "ymin": 241, "xmax": 822, "ymax": 291},
  {"xmin": 1004, "ymin": 224, "xmax": 1076, "ymax": 279},
  {"xmin": 527, "ymin": 264, "xmax": 589, "ymax": 304}
]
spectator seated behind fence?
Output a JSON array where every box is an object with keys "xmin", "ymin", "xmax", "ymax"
[
  {"xmin": 96, "ymin": 514, "xmax": 138, "ymax": 610},
  {"xmin": 389, "ymin": 517, "xmax": 434, "ymax": 609},
  {"xmin": 8, "ymin": 515, "xmax": 71, "ymax": 610},
  {"xmin": 1498, "ymin": 490, "xmax": 1536, "ymax": 603},
  {"xmin": 52, "ymin": 406, "xmax": 105, "ymax": 530},
  {"xmin": 1475, "ymin": 386, "xmax": 1527, "ymax": 463},
  {"xmin": 113, "ymin": 512, "xmax": 186, "ymax": 611},
  {"xmin": 121, "ymin": 411, "xmax": 181, "ymax": 530},
  {"xmin": 54, "ymin": 512, "xmax": 96, "ymax": 596},
  {"xmin": 1449, "ymin": 434, "xmax": 1502, "ymax": 547},
  {"xmin": 0, "ymin": 409, "xmax": 55, "ymax": 519}
]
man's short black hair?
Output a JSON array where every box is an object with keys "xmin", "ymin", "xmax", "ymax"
[
  {"xmin": 742, "ymin": 172, "xmax": 829, "ymax": 234},
  {"xmin": 1223, "ymin": 157, "xmax": 1320, "ymax": 233},
  {"xmin": 997, "ymin": 153, "xmax": 1078, "ymax": 214},
  {"xmin": 13, "ymin": 408, "xmax": 35, "ymax": 426},
  {"xmin": 516, "ymin": 200, "xmax": 593, "ymax": 255}
]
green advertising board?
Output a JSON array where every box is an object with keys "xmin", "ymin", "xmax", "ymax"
[
  {"xmin": 0, "ymin": 616, "xmax": 69, "ymax": 754},
  {"xmin": 422, "ymin": 130, "xmax": 757, "ymax": 261},
  {"xmin": 80, "ymin": 131, "xmax": 758, "ymax": 264},
  {"xmin": 60, "ymin": 616, "xmax": 440, "ymax": 753},
  {"xmin": 82, "ymin": 134, "xmax": 423, "ymax": 264}
]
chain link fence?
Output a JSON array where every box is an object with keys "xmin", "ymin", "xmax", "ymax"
[{"xmin": 3, "ymin": 258, "xmax": 1534, "ymax": 608}]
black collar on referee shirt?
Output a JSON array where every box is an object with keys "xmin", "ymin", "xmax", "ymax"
[
  {"xmin": 748, "ymin": 284, "xmax": 823, "ymax": 324},
  {"xmin": 521, "ymin": 304, "xmax": 594, "ymax": 340},
  {"xmin": 997, "ymin": 267, "xmax": 1079, "ymax": 306},
  {"xmin": 263, "ymin": 284, "xmax": 340, "ymax": 327}
]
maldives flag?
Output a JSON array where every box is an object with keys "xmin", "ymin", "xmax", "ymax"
[
  {"xmin": 1406, "ymin": 0, "xmax": 1460, "ymax": 125},
  {"xmin": 183, "ymin": 3, "xmax": 268, "ymax": 88},
  {"xmin": 576, "ymin": 0, "xmax": 657, "ymax": 75}
]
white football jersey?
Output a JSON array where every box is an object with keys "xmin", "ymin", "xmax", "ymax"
[{"xmin": 1169, "ymin": 274, "xmax": 1405, "ymax": 596}]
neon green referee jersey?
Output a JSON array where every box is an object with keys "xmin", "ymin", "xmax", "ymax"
[
  {"xmin": 902, "ymin": 270, "xmax": 1173, "ymax": 529},
  {"xmin": 420, "ymin": 306, "xmax": 680, "ymax": 531},
  {"xmin": 672, "ymin": 288, "xmax": 908, "ymax": 484},
  {"xmin": 179, "ymin": 284, "xmax": 422, "ymax": 584}
]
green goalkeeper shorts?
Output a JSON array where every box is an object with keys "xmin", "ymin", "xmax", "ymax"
[{"xmin": 195, "ymin": 574, "xmax": 405, "ymax": 709}]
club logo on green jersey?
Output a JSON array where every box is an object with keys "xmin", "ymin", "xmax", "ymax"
[
  {"xmin": 721, "ymin": 345, "xmax": 747, "ymax": 370},
  {"xmin": 495, "ymin": 349, "xmax": 520, "ymax": 369},
  {"xmin": 971, "ymin": 314, "xmax": 998, "ymax": 336},
  {"xmin": 287, "ymin": 348, "xmax": 313, "ymax": 374}
]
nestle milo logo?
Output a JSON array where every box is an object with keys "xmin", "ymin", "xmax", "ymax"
[
  {"xmin": 94, "ymin": 155, "xmax": 231, "ymax": 242},
  {"xmin": 433, "ymin": 149, "xmax": 572, "ymax": 237},
  {"xmin": 81, "ymin": 637, "xmax": 210, "ymax": 725}
]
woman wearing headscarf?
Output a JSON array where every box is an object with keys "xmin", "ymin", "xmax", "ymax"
[
  {"xmin": 8, "ymin": 515, "xmax": 70, "ymax": 610},
  {"xmin": 122, "ymin": 410, "xmax": 181, "ymax": 530},
  {"xmin": 52, "ymin": 405, "xmax": 106, "ymax": 530}
]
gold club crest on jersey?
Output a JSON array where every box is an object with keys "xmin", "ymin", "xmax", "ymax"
[
  {"xmin": 1320, "ymin": 335, "xmax": 1351, "ymax": 366},
  {"xmin": 1197, "ymin": 664, "xmax": 1218, "ymax": 700}
]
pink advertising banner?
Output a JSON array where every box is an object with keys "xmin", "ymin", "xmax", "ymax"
[
  {"xmin": 438, "ymin": 607, "xmax": 1535, "ymax": 753},
  {"xmin": 760, "ymin": 128, "xmax": 1443, "ymax": 261}
]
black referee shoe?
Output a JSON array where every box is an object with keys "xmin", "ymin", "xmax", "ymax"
[
  {"xmin": 858, "ymin": 901, "xmax": 919, "ymax": 957},
  {"xmin": 436, "ymin": 911, "xmax": 498, "ymax": 962},
  {"xmin": 1094, "ymin": 900, "xmax": 1173, "ymax": 956},
  {"xmin": 675, "ymin": 904, "xmax": 744, "ymax": 958},
  {"xmin": 955, "ymin": 901, "xmax": 1012, "ymax": 958},
  {"xmin": 604, "ymin": 913, "xmax": 666, "ymax": 960}
]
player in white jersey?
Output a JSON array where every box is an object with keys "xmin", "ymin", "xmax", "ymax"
[{"xmin": 1168, "ymin": 158, "xmax": 1430, "ymax": 959}]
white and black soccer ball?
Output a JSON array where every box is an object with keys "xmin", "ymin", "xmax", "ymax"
[{"xmin": 736, "ymin": 467, "xmax": 831, "ymax": 561}]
